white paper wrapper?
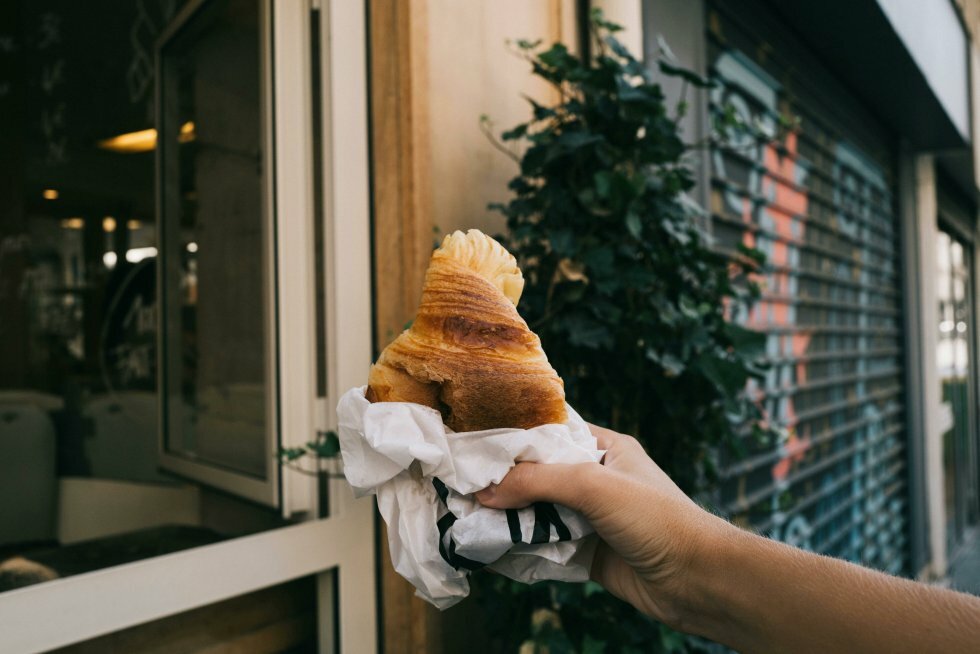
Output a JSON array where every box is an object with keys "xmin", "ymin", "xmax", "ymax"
[{"xmin": 338, "ymin": 386, "xmax": 603, "ymax": 609}]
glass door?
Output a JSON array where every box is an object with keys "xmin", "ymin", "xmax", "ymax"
[{"xmin": 936, "ymin": 226, "xmax": 977, "ymax": 556}]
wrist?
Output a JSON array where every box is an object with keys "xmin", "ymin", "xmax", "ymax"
[{"xmin": 660, "ymin": 511, "xmax": 753, "ymax": 640}]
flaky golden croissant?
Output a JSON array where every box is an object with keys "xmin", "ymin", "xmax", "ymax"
[{"xmin": 367, "ymin": 229, "xmax": 567, "ymax": 431}]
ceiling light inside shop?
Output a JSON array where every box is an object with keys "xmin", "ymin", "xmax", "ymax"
[
  {"xmin": 103, "ymin": 217, "xmax": 117, "ymax": 232},
  {"xmin": 60, "ymin": 217, "xmax": 84, "ymax": 229},
  {"xmin": 97, "ymin": 121, "xmax": 196, "ymax": 154},
  {"xmin": 43, "ymin": 189, "xmax": 59, "ymax": 200},
  {"xmin": 126, "ymin": 247, "xmax": 157, "ymax": 263},
  {"xmin": 127, "ymin": 219, "xmax": 142, "ymax": 230},
  {"xmin": 187, "ymin": 242, "xmax": 198, "ymax": 253},
  {"xmin": 103, "ymin": 252, "xmax": 117, "ymax": 269}
]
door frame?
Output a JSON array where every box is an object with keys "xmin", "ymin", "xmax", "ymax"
[{"xmin": 0, "ymin": 1, "xmax": 376, "ymax": 651}]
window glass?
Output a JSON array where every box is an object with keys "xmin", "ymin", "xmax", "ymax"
[{"xmin": 159, "ymin": 0, "xmax": 269, "ymax": 478}]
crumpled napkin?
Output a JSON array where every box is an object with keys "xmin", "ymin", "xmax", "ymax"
[{"xmin": 337, "ymin": 386, "xmax": 603, "ymax": 609}]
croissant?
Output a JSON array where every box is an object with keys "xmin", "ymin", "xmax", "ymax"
[{"xmin": 367, "ymin": 229, "xmax": 567, "ymax": 431}]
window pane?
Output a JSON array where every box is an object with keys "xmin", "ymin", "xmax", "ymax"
[{"xmin": 160, "ymin": 0, "xmax": 269, "ymax": 478}]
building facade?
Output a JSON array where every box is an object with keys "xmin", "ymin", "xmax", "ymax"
[{"xmin": 0, "ymin": 1, "xmax": 978, "ymax": 652}]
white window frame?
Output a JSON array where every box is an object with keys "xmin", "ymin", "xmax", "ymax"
[{"xmin": 0, "ymin": 1, "xmax": 377, "ymax": 651}]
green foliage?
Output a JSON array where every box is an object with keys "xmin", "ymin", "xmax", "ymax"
[
  {"xmin": 495, "ymin": 9, "xmax": 766, "ymax": 491},
  {"xmin": 475, "ymin": 9, "xmax": 772, "ymax": 653},
  {"xmin": 276, "ymin": 430, "xmax": 340, "ymax": 476}
]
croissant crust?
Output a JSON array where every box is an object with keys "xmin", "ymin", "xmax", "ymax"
[{"xmin": 367, "ymin": 230, "xmax": 567, "ymax": 431}]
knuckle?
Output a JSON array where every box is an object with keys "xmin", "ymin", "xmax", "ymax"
[
  {"xmin": 591, "ymin": 424, "xmax": 617, "ymax": 439},
  {"xmin": 573, "ymin": 464, "xmax": 611, "ymax": 512},
  {"xmin": 505, "ymin": 462, "xmax": 537, "ymax": 495},
  {"xmin": 620, "ymin": 435, "xmax": 643, "ymax": 451}
]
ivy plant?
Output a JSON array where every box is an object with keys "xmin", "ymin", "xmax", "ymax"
[
  {"xmin": 277, "ymin": 429, "xmax": 341, "ymax": 477},
  {"xmin": 475, "ymin": 10, "xmax": 773, "ymax": 653}
]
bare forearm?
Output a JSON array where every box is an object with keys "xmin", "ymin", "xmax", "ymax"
[
  {"xmin": 479, "ymin": 445, "xmax": 980, "ymax": 652},
  {"xmin": 678, "ymin": 520, "xmax": 980, "ymax": 653}
]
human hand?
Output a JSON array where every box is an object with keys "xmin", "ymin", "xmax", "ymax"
[{"xmin": 475, "ymin": 423, "xmax": 733, "ymax": 630}]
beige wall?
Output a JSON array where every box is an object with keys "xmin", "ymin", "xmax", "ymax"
[
  {"xmin": 427, "ymin": 0, "xmax": 574, "ymax": 238},
  {"xmin": 426, "ymin": 0, "xmax": 644, "ymax": 239}
]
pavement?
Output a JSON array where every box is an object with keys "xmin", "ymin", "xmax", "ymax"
[{"xmin": 949, "ymin": 528, "xmax": 980, "ymax": 595}]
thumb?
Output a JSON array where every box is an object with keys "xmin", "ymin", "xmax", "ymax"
[{"xmin": 475, "ymin": 461, "xmax": 610, "ymax": 517}]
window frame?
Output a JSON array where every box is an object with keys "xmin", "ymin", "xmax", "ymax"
[{"xmin": 154, "ymin": 0, "xmax": 282, "ymax": 506}]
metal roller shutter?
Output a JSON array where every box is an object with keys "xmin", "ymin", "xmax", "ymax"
[{"xmin": 706, "ymin": 2, "xmax": 908, "ymax": 574}]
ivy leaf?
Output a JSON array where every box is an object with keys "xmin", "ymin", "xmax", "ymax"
[
  {"xmin": 725, "ymin": 322, "xmax": 767, "ymax": 359},
  {"xmin": 564, "ymin": 313, "xmax": 614, "ymax": 349},
  {"xmin": 658, "ymin": 59, "xmax": 715, "ymax": 88},
  {"xmin": 625, "ymin": 211, "xmax": 642, "ymax": 239},
  {"xmin": 662, "ymin": 216, "xmax": 692, "ymax": 245},
  {"xmin": 661, "ymin": 353, "xmax": 685, "ymax": 376},
  {"xmin": 501, "ymin": 123, "xmax": 527, "ymax": 140},
  {"xmin": 605, "ymin": 36, "xmax": 633, "ymax": 60},
  {"xmin": 698, "ymin": 355, "xmax": 748, "ymax": 396},
  {"xmin": 515, "ymin": 38, "xmax": 542, "ymax": 50},
  {"xmin": 527, "ymin": 98, "xmax": 556, "ymax": 121},
  {"xmin": 548, "ymin": 228, "xmax": 576, "ymax": 256},
  {"xmin": 582, "ymin": 246, "xmax": 614, "ymax": 277},
  {"xmin": 594, "ymin": 170, "xmax": 614, "ymax": 199},
  {"xmin": 590, "ymin": 7, "xmax": 624, "ymax": 32},
  {"xmin": 659, "ymin": 625, "xmax": 688, "ymax": 652},
  {"xmin": 538, "ymin": 43, "xmax": 573, "ymax": 69},
  {"xmin": 647, "ymin": 348, "xmax": 685, "ymax": 376},
  {"xmin": 554, "ymin": 130, "xmax": 602, "ymax": 150},
  {"xmin": 307, "ymin": 431, "xmax": 340, "ymax": 458},
  {"xmin": 737, "ymin": 241, "xmax": 766, "ymax": 266},
  {"xmin": 583, "ymin": 581, "xmax": 605, "ymax": 597},
  {"xmin": 277, "ymin": 447, "xmax": 306, "ymax": 462},
  {"xmin": 582, "ymin": 635, "xmax": 606, "ymax": 654}
]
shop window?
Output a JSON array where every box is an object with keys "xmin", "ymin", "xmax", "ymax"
[{"xmin": 0, "ymin": 0, "xmax": 288, "ymax": 595}]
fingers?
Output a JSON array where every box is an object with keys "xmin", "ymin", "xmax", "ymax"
[
  {"xmin": 475, "ymin": 461, "xmax": 606, "ymax": 514},
  {"xmin": 588, "ymin": 422, "xmax": 621, "ymax": 450}
]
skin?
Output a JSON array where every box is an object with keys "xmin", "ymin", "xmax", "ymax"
[{"xmin": 476, "ymin": 424, "xmax": 980, "ymax": 654}]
